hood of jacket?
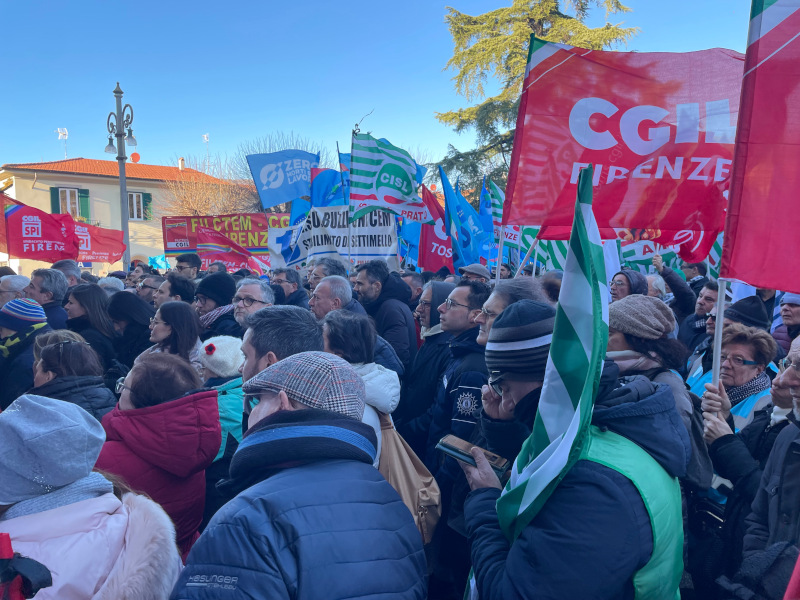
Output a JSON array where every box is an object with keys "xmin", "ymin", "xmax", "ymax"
[
  {"xmin": 31, "ymin": 374, "xmax": 115, "ymax": 404},
  {"xmin": 102, "ymin": 388, "xmax": 221, "ymax": 477},
  {"xmin": 343, "ymin": 298, "xmax": 367, "ymax": 316},
  {"xmin": 351, "ymin": 362, "xmax": 400, "ymax": 414},
  {"xmin": 450, "ymin": 326, "xmax": 484, "ymax": 359},
  {"xmin": 428, "ymin": 281, "xmax": 456, "ymax": 328},
  {"xmin": 365, "ymin": 272, "xmax": 412, "ymax": 314},
  {"xmin": 592, "ymin": 361, "xmax": 691, "ymax": 479}
]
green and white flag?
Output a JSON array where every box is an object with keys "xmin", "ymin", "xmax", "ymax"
[
  {"xmin": 542, "ymin": 240, "xmax": 570, "ymax": 271},
  {"xmin": 467, "ymin": 165, "xmax": 608, "ymax": 597},
  {"xmin": 349, "ymin": 133, "xmax": 433, "ymax": 224},
  {"xmin": 707, "ymin": 232, "xmax": 724, "ymax": 280}
]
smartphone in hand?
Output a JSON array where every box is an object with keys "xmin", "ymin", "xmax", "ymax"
[{"xmin": 435, "ymin": 434, "xmax": 510, "ymax": 478}]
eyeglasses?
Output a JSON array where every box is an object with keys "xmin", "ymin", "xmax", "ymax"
[
  {"xmin": 149, "ymin": 317, "xmax": 166, "ymax": 326},
  {"xmin": 719, "ymin": 353, "xmax": 759, "ymax": 367},
  {"xmin": 443, "ymin": 298, "xmax": 470, "ymax": 311},
  {"xmin": 488, "ymin": 372, "xmax": 504, "ymax": 396},
  {"xmin": 175, "ymin": 265, "xmax": 193, "ymax": 272},
  {"xmin": 137, "ymin": 282, "xmax": 160, "ymax": 291},
  {"xmin": 480, "ymin": 306, "xmax": 499, "ymax": 319},
  {"xmin": 417, "ymin": 300, "xmax": 431, "ymax": 309},
  {"xmin": 609, "ymin": 280, "xmax": 628, "ymax": 287},
  {"xmin": 115, "ymin": 377, "xmax": 135, "ymax": 396},
  {"xmin": 780, "ymin": 356, "xmax": 800, "ymax": 373},
  {"xmin": 272, "ymin": 279, "xmax": 288, "ymax": 285},
  {"xmin": 707, "ymin": 314, "xmax": 717, "ymax": 322},
  {"xmin": 233, "ymin": 295, "xmax": 268, "ymax": 308},
  {"xmin": 193, "ymin": 295, "xmax": 209, "ymax": 304}
]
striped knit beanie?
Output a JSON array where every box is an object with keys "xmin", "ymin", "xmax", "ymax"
[
  {"xmin": 242, "ymin": 351, "xmax": 366, "ymax": 420},
  {"xmin": 485, "ymin": 300, "xmax": 556, "ymax": 381},
  {"xmin": 0, "ymin": 298, "xmax": 47, "ymax": 332}
]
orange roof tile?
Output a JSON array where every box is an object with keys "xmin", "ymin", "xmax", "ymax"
[{"xmin": 1, "ymin": 158, "xmax": 222, "ymax": 183}]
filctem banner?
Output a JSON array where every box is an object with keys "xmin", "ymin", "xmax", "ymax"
[{"xmin": 349, "ymin": 133, "xmax": 434, "ymax": 224}]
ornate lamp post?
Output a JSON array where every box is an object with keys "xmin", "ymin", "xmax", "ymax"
[{"xmin": 105, "ymin": 82, "xmax": 137, "ymax": 269}]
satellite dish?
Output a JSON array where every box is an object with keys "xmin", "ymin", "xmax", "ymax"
[{"xmin": 56, "ymin": 128, "xmax": 68, "ymax": 140}]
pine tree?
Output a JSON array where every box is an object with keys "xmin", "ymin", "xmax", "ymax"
[{"xmin": 435, "ymin": 0, "xmax": 637, "ymax": 203}]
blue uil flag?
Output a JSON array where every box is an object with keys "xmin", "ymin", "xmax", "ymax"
[{"xmin": 246, "ymin": 150, "xmax": 320, "ymax": 210}]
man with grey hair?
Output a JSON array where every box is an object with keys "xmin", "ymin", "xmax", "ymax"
[
  {"xmin": 97, "ymin": 276, "xmax": 125, "ymax": 296},
  {"xmin": 0, "ymin": 275, "xmax": 30, "ymax": 308},
  {"xmin": 25, "ymin": 268, "xmax": 68, "ymax": 330},
  {"xmin": 309, "ymin": 275, "xmax": 403, "ymax": 377},
  {"xmin": 233, "ymin": 278, "xmax": 274, "ymax": 327},
  {"xmin": 136, "ymin": 274, "xmax": 165, "ymax": 305},
  {"xmin": 474, "ymin": 276, "xmax": 546, "ymax": 346},
  {"xmin": 173, "ymin": 351, "xmax": 427, "ymax": 600},
  {"xmin": 307, "ymin": 257, "xmax": 348, "ymax": 292},
  {"xmin": 51, "ymin": 259, "xmax": 81, "ymax": 287}
]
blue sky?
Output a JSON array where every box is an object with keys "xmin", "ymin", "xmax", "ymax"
[{"xmin": 0, "ymin": 0, "xmax": 752, "ymax": 171}]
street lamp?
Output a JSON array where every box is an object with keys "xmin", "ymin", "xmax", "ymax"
[{"xmin": 105, "ymin": 82, "xmax": 136, "ymax": 269}]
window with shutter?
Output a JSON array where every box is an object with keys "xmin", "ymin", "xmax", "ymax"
[{"xmin": 128, "ymin": 192, "xmax": 144, "ymax": 220}]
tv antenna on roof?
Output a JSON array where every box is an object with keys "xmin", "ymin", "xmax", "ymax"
[{"xmin": 55, "ymin": 128, "xmax": 68, "ymax": 159}]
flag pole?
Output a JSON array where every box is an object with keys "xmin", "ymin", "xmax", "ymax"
[
  {"xmin": 338, "ymin": 140, "xmax": 353, "ymax": 266},
  {"xmin": 710, "ymin": 278, "xmax": 731, "ymax": 389},
  {"xmin": 516, "ymin": 236, "xmax": 539, "ymax": 277},
  {"xmin": 495, "ymin": 225, "xmax": 505, "ymax": 284}
]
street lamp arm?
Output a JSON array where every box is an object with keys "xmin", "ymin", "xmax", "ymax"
[
  {"xmin": 122, "ymin": 104, "xmax": 134, "ymax": 130},
  {"xmin": 107, "ymin": 113, "xmax": 117, "ymax": 135}
]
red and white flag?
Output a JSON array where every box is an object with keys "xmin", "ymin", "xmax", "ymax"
[
  {"xmin": 417, "ymin": 185, "xmax": 454, "ymax": 273},
  {"xmin": 503, "ymin": 36, "xmax": 744, "ymax": 261},
  {"xmin": 196, "ymin": 226, "xmax": 268, "ymax": 275},
  {"xmin": 720, "ymin": 0, "xmax": 800, "ymax": 292}
]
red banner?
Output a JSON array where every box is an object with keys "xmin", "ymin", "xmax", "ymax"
[
  {"xmin": 0, "ymin": 193, "xmax": 21, "ymax": 254},
  {"xmin": 504, "ymin": 38, "xmax": 744, "ymax": 257},
  {"xmin": 196, "ymin": 226, "xmax": 268, "ymax": 274},
  {"xmin": 75, "ymin": 222, "xmax": 125, "ymax": 263},
  {"xmin": 721, "ymin": 7, "xmax": 800, "ymax": 292},
  {"xmin": 417, "ymin": 185, "xmax": 454, "ymax": 273},
  {"xmin": 162, "ymin": 212, "xmax": 288, "ymax": 269},
  {"xmin": 4, "ymin": 203, "xmax": 80, "ymax": 262}
]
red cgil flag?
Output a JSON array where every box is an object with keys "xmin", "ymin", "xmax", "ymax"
[
  {"xmin": 503, "ymin": 36, "xmax": 744, "ymax": 261},
  {"xmin": 4, "ymin": 203, "xmax": 80, "ymax": 262},
  {"xmin": 75, "ymin": 222, "xmax": 126, "ymax": 263},
  {"xmin": 417, "ymin": 185, "xmax": 453, "ymax": 273},
  {"xmin": 196, "ymin": 226, "xmax": 268, "ymax": 274},
  {"xmin": 720, "ymin": 1, "xmax": 800, "ymax": 293}
]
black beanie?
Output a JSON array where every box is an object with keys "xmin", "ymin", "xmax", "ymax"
[
  {"xmin": 485, "ymin": 300, "xmax": 556, "ymax": 381},
  {"xmin": 195, "ymin": 272, "xmax": 236, "ymax": 307},
  {"xmin": 726, "ymin": 296, "xmax": 770, "ymax": 330},
  {"xmin": 614, "ymin": 269, "xmax": 649, "ymax": 296}
]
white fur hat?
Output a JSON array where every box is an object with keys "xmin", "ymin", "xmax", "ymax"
[{"xmin": 199, "ymin": 335, "xmax": 244, "ymax": 378}]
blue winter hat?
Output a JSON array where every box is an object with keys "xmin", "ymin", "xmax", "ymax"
[
  {"xmin": 0, "ymin": 298, "xmax": 47, "ymax": 332},
  {"xmin": 0, "ymin": 394, "xmax": 106, "ymax": 504},
  {"xmin": 781, "ymin": 293, "xmax": 800, "ymax": 306}
]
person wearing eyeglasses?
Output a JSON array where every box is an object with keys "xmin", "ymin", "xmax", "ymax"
[
  {"xmin": 423, "ymin": 280, "xmax": 492, "ymax": 479},
  {"xmin": 473, "ymin": 277, "xmax": 545, "ymax": 347},
  {"xmin": 700, "ymin": 323, "xmax": 778, "ymax": 433},
  {"xmin": 232, "ymin": 278, "xmax": 274, "ymax": 328},
  {"xmin": 136, "ymin": 300, "xmax": 204, "ymax": 376},
  {"xmin": 96, "ymin": 352, "xmax": 221, "ymax": 561},
  {"xmin": 0, "ymin": 275, "xmax": 29, "ymax": 309},
  {"xmin": 135, "ymin": 274, "xmax": 164, "ymax": 306},
  {"xmin": 173, "ymin": 253, "xmax": 202, "ymax": 281},
  {"xmin": 609, "ymin": 268, "xmax": 648, "ymax": 302},
  {"xmin": 193, "ymin": 272, "xmax": 242, "ymax": 341},
  {"xmin": 396, "ymin": 282, "xmax": 455, "ymax": 442}
]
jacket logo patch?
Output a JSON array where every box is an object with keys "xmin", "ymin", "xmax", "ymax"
[{"xmin": 456, "ymin": 391, "xmax": 479, "ymax": 416}]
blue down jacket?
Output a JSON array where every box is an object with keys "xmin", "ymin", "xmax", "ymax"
[
  {"xmin": 465, "ymin": 365, "xmax": 691, "ymax": 600},
  {"xmin": 171, "ymin": 409, "xmax": 427, "ymax": 600}
]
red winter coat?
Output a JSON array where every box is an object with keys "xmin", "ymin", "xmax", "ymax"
[{"xmin": 96, "ymin": 389, "xmax": 221, "ymax": 559}]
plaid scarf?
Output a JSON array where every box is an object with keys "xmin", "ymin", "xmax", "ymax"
[
  {"xmin": 0, "ymin": 322, "xmax": 48, "ymax": 359},
  {"xmin": 693, "ymin": 314, "xmax": 708, "ymax": 330},
  {"xmin": 728, "ymin": 370, "xmax": 772, "ymax": 407},
  {"xmin": 199, "ymin": 304, "xmax": 234, "ymax": 328}
]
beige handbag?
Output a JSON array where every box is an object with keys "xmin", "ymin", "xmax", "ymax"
[{"xmin": 377, "ymin": 412, "xmax": 441, "ymax": 544}]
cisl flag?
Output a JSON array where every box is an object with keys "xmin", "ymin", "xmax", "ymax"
[
  {"xmin": 75, "ymin": 223, "xmax": 126, "ymax": 263},
  {"xmin": 4, "ymin": 203, "xmax": 79, "ymax": 262},
  {"xmin": 721, "ymin": 1, "xmax": 800, "ymax": 293},
  {"xmin": 504, "ymin": 35, "xmax": 744, "ymax": 257}
]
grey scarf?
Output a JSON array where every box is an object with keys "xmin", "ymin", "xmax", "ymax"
[
  {"xmin": 0, "ymin": 472, "xmax": 113, "ymax": 522},
  {"xmin": 728, "ymin": 370, "xmax": 772, "ymax": 408}
]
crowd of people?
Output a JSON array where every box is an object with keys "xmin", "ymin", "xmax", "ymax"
[{"xmin": 0, "ymin": 253, "xmax": 799, "ymax": 599}]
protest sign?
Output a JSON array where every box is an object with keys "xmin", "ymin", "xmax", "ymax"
[
  {"xmin": 161, "ymin": 212, "xmax": 288, "ymax": 268},
  {"xmin": 504, "ymin": 35, "xmax": 744, "ymax": 260},
  {"xmin": 75, "ymin": 223, "xmax": 125, "ymax": 263},
  {"xmin": 268, "ymin": 206, "xmax": 398, "ymax": 271},
  {"xmin": 4, "ymin": 203, "xmax": 79, "ymax": 262}
]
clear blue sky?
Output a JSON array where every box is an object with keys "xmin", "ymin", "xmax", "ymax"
[{"xmin": 0, "ymin": 0, "xmax": 752, "ymax": 171}]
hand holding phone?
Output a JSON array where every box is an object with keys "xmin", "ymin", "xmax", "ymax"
[{"xmin": 435, "ymin": 435, "xmax": 510, "ymax": 478}]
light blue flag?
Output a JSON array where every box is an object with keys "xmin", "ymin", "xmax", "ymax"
[
  {"xmin": 246, "ymin": 150, "xmax": 320, "ymax": 210},
  {"xmin": 399, "ymin": 217, "xmax": 421, "ymax": 265},
  {"xmin": 311, "ymin": 169, "xmax": 347, "ymax": 207},
  {"xmin": 440, "ymin": 167, "xmax": 487, "ymax": 269},
  {"xmin": 148, "ymin": 254, "xmax": 169, "ymax": 270}
]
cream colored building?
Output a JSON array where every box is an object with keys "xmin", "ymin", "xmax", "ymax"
[{"xmin": 0, "ymin": 158, "xmax": 219, "ymax": 276}]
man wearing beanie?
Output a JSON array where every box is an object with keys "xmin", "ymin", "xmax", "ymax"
[
  {"xmin": 610, "ymin": 268, "xmax": 649, "ymax": 302},
  {"xmin": 193, "ymin": 271, "xmax": 242, "ymax": 341},
  {"xmin": 0, "ymin": 298, "xmax": 52, "ymax": 410},
  {"xmin": 461, "ymin": 339, "xmax": 689, "ymax": 600},
  {"xmin": 173, "ymin": 352, "xmax": 427, "ymax": 600}
]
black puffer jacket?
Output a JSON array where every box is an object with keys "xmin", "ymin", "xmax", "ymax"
[
  {"xmin": 113, "ymin": 322, "xmax": 154, "ymax": 369},
  {"xmin": 66, "ymin": 315, "xmax": 116, "ymax": 370},
  {"xmin": 363, "ymin": 272, "xmax": 417, "ymax": 371},
  {"xmin": 31, "ymin": 375, "xmax": 117, "ymax": 421},
  {"xmin": 285, "ymin": 288, "xmax": 310, "ymax": 310}
]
